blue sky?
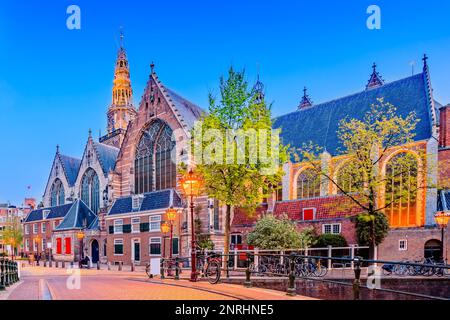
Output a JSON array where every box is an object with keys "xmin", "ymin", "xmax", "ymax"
[{"xmin": 1, "ymin": 0, "xmax": 450, "ymax": 205}]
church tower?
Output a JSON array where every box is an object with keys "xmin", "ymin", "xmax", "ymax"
[{"xmin": 100, "ymin": 31, "xmax": 137, "ymax": 148}]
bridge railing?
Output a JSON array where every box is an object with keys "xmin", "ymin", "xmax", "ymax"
[{"xmin": 0, "ymin": 258, "xmax": 20, "ymax": 291}]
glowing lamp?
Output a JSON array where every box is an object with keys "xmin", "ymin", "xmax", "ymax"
[
  {"xmin": 76, "ymin": 231, "xmax": 85, "ymax": 240},
  {"xmin": 180, "ymin": 169, "xmax": 202, "ymax": 198},
  {"xmin": 161, "ymin": 222, "xmax": 170, "ymax": 234},
  {"xmin": 435, "ymin": 212, "xmax": 450, "ymax": 228},
  {"xmin": 166, "ymin": 207, "xmax": 178, "ymax": 222}
]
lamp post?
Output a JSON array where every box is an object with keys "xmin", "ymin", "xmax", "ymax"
[
  {"xmin": 34, "ymin": 235, "xmax": 41, "ymax": 266},
  {"xmin": 180, "ymin": 169, "xmax": 202, "ymax": 282},
  {"xmin": 77, "ymin": 231, "xmax": 85, "ymax": 266},
  {"xmin": 435, "ymin": 212, "xmax": 450, "ymax": 264},
  {"xmin": 166, "ymin": 207, "xmax": 178, "ymax": 260},
  {"xmin": 161, "ymin": 222, "xmax": 170, "ymax": 258}
]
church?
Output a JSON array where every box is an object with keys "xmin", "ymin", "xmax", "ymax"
[{"xmin": 22, "ymin": 36, "xmax": 450, "ymax": 265}]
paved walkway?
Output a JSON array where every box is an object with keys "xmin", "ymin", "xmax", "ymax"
[{"xmin": 6, "ymin": 266, "xmax": 316, "ymax": 300}]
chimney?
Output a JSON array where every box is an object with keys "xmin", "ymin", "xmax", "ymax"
[{"xmin": 439, "ymin": 105, "xmax": 450, "ymax": 148}]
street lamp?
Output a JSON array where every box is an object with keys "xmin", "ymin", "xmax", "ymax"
[
  {"xmin": 34, "ymin": 235, "xmax": 41, "ymax": 266},
  {"xmin": 77, "ymin": 231, "xmax": 85, "ymax": 265},
  {"xmin": 435, "ymin": 212, "xmax": 450, "ymax": 264},
  {"xmin": 180, "ymin": 169, "xmax": 202, "ymax": 282}
]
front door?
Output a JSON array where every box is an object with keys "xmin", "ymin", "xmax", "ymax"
[
  {"xmin": 133, "ymin": 241, "xmax": 140, "ymax": 263},
  {"xmin": 91, "ymin": 240, "xmax": 99, "ymax": 264}
]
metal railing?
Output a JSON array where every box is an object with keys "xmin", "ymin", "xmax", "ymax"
[
  {"xmin": 0, "ymin": 258, "xmax": 20, "ymax": 291},
  {"xmin": 158, "ymin": 251, "xmax": 450, "ymax": 300}
]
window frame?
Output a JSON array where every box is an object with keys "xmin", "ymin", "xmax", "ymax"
[
  {"xmin": 33, "ymin": 223, "xmax": 38, "ymax": 234},
  {"xmin": 131, "ymin": 217, "xmax": 141, "ymax": 233},
  {"xmin": 399, "ymin": 239, "xmax": 408, "ymax": 251},
  {"xmin": 149, "ymin": 215, "xmax": 161, "ymax": 232},
  {"xmin": 149, "ymin": 237, "xmax": 162, "ymax": 256},
  {"xmin": 322, "ymin": 223, "xmax": 342, "ymax": 235},
  {"xmin": 114, "ymin": 219, "xmax": 124, "ymax": 234},
  {"xmin": 114, "ymin": 239, "xmax": 124, "ymax": 256}
]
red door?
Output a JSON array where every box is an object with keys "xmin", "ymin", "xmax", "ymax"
[
  {"xmin": 56, "ymin": 238, "xmax": 62, "ymax": 254},
  {"xmin": 65, "ymin": 237, "xmax": 72, "ymax": 254}
]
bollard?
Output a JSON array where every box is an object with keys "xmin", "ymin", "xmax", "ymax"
[
  {"xmin": 49, "ymin": 259, "xmax": 52, "ymax": 268},
  {"xmin": 286, "ymin": 253, "xmax": 297, "ymax": 296},
  {"xmin": 353, "ymin": 257, "xmax": 362, "ymax": 300},
  {"xmin": 55, "ymin": 261, "xmax": 58, "ymax": 268},
  {"xmin": 107, "ymin": 262, "xmax": 111, "ymax": 271},
  {"xmin": 97, "ymin": 262, "xmax": 100, "ymax": 270},
  {"xmin": 43, "ymin": 260, "xmax": 47, "ymax": 268},
  {"xmin": 118, "ymin": 262, "xmax": 122, "ymax": 271},
  {"xmin": 131, "ymin": 263, "xmax": 135, "ymax": 272},
  {"xmin": 62, "ymin": 261, "xmax": 66, "ymax": 269},
  {"xmin": 160, "ymin": 259, "xmax": 165, "ymax": 279},
  {"xmin": 244, "ymin": 253, "xmax": 252, "ymax": 288},
  {"xmin": 175, "ymin": 258, "xmax": 180, "ymax": 280}
]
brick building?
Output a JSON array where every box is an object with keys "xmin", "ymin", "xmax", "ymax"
[
  {"xmin": 23, "ymin": 32, "xmax": 450, "ymax": 264},
  {"xmin": 232, "ymin": 59, "xmax": 450, "ymax": 262}
]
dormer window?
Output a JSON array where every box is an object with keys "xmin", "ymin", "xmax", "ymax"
[
  {"xmin": 43, "ymin": 210, "xmax": 51, "ymax": 220},
  {"xmin": 132, "ymin": 195, "xmax": 144, "ymax": 211}
]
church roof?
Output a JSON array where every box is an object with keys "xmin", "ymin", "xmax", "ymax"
[
  {"xmin": 92, "ymin": 142, "xmax": 120, "ymax": 175},
  {"xmin": 108, "ymin": 189, "xmax": 183, "ymax": 216},
  {"xmin": 273, "ymin": 72, "xmax": 437, "ymax": 157},
  {"xmin": 58, "ymin": 154, "xmax": 81, "ymax": 187},
  {"xmin": 55, "ymin": 200, "xmax": 97, "ymax": 231},
  {"xmin": 165, "ymin": 88, "xmax": 204, "ymax": 129},
  {"xmin": 24, "ymin": 203, "xmax": 73, "ymax": 223}
]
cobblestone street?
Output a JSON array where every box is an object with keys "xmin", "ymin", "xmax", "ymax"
[{"xmin": 3, "ymin": 266, "xmax": 315, "ymax": 300}]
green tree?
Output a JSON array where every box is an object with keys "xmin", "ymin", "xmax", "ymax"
[
  {"xmin": 247, "ymin": 215, "xmax": 315, "ymax": 250},
  {"xmin": 313, "ymin": 234, "xmax": 348, "ymax": 248},
  {"xmin": 2, "ymin": 215, "xmax": 23, "ymax": 260},
  {"xmin": 192, "ymin": 67, "xmax": 288, "ymax": 261},
  {"xmin": 299, "ymin": 99, "xmax": 423, "ymax": 258}
]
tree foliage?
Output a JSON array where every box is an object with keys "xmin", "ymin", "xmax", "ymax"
[
  {"xmin": 247, "ymin": 215, "xmax": 315, "ymax": 250},
  {"xmin": 312, "ymin": 234, "xmax": 348, "ymax": 248},
  {"xmin": 355, "ymin": 212, "xmax": 390, "ymax": 246},
  {"xmin": 191, "ymin": 67, "xmax": 288, "ymax": 258},
  {"xmin": 1, "ymin": 215, "xmax": 23, "ymax": 258}
]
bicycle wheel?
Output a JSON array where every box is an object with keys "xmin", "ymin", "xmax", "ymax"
[{"xmin": 206, "ymin": 261, "xmax": 221, "ymax": 284}]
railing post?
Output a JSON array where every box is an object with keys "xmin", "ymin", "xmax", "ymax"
[
  {"xmin": 0, "ymin": 259, "xmax": 5, "ymax": 291},
  {"xmin": 286, "ymin": 253, "xmax": 297, "ymax": 296},
  {"xmin": 5, "ymin": 260, "xmax": 10, "ymax": 287},
  {"xmin": 244, "ymin": 253, "xmax": 252, "ymax": 288},
  {"xmin": 234, "ymin": 249, "xmax": 238, "ymax": 271},
  {"xmin": 353, "ymin": 257, "xmax": 362, "ymax": 300},
  {"xmin": 254, "ymin": 248, "xmax": 259, "ymax": 272},
  {"xmin": 226, "ymin": 251, "xmax": 230, "ymax": 279},
  {"xmin": 175, "ymin": 257, "xmax": 180, "ymax": 280},
  {"xmin": 328, "ymin": 246, "xmax": 333, "ymax": 270},
  {"xmin": 350, "ymin": 245, "xmax": 355, "ymax": 270},
  {"xmin": 160, "ymin": 258, "xmax": 165, "ymax": 279}
]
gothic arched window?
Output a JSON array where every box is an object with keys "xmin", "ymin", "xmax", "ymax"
[
  {"xmin": 297, "ymin": 168, "xmax": 321, "ymax": 199},
  {"xmin": 385, "ymin": 153, "xmax": 419, "ymax": 227},
  {"xmin": 81, "ymin": 168, "xmax": 100, "ymax": 214},
  {"xmin": 50, "ymin": 179, "xmax": 65, "ymax": 207},
  {"xmin": 135, "ymin": 120, "xmax": 176, "ymax": 194}
]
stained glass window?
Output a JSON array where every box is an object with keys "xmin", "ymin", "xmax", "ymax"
[
  {"xmin": 135, "ymin": 120, "xmax": 176, "ymax": 194},
  {"xmin": 297, "ymin": 168, "xmax": 321, "ymax": 199},
  {"xmin": 81, "ymin": 168, "xmax": 100, "ymax": 214},
  {"xmin": 50, "ymin": 179, "xmax": 65, "ymax": 207}
]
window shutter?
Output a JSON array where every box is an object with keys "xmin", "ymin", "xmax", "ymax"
[
  {"xmin": 123, "ymin": 224, "xmax": 132, "ymax": 234},
  {"xmin": 109, "ymin": 226, "xmax": 114, "ymax": 234},
  {"xmin": 140, "ymin": 223, "xmax": 150, "ymax": 232}
]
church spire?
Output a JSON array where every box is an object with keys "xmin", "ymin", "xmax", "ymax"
[
  {"xmin": 366, "ymin": 63, "xmax": 384, "ymax": 90},
  {"xmin": 252, "ymin": 74, "xmax": 265, "ymax": 104},
  {"xmin": 106, "ymin": 29, "xmax": 136, "ymax": 136},
  {"xmin": 298, "ymin": 87, "xmax": 313, "ymax": 109}
]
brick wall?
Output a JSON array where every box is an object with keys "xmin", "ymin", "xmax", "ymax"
[{"xmin": 439, "ymin": 105, "xmax": 450, "ymax": 148}]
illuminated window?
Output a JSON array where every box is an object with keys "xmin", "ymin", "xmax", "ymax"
[
  {"xmin": 134, "ymin": 120, "xmax": 176, "ymax": 194},
  {"xmin": 336, "ymin": 162, "xmax": 364, "ymax": 194},
  {"xmin": 297, "ymin": 168, "xmax": 321, "ymax": 199},
  {"xmin": 385, "ymin": 153, "xmax": 419, "ymax": 227}
]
